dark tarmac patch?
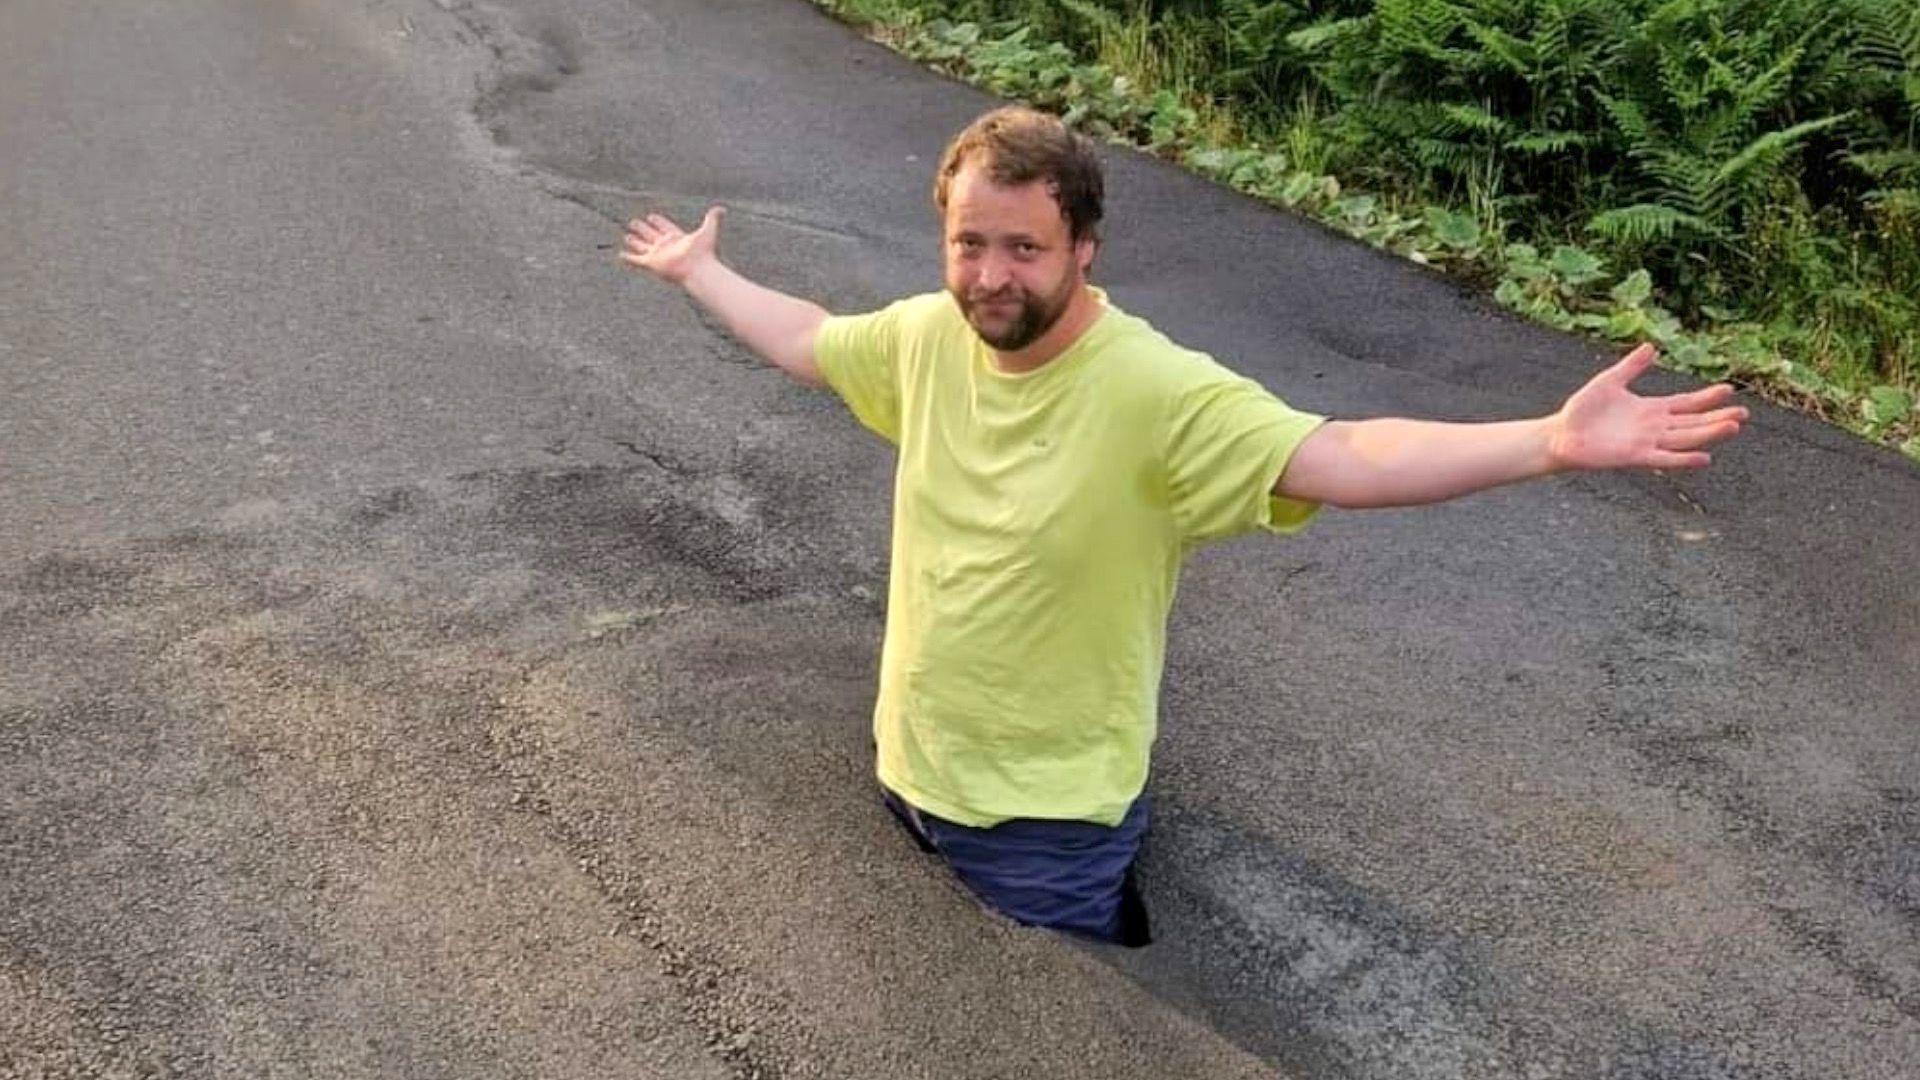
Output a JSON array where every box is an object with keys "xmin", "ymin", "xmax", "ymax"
[
  {"xmin": 1137, "ymin": 802, "xmax": 1508, "ymax": 1079},
  {"xmin": 0, "ymin": 552, "xmax": 139, "ymax": 623},
  {"xmin": 1107, "ymin": 798, "xmax": 1821, "ymax": 1080},
  {"xmin": 443, "ymin": 0, "xmax": 585, "ymax": 149},
  {"xmin": 3, "ymin": 458, "xmax": 1271, "ymax": 1078},
  {"xmin": 2, "ymin": 465, "xmax": 815, "ymax": 1079},
  {"xmin": 479, "ymin": 465, "xmax": 793, "ymax": 603},
  {"xmin": 1858, "ymin": 791, "xmax": 1920, "ymax": 919},
  {"xmin": 1608, "ymin": 1043, "xmax": 1764, "ymax": 1080},
  {"xmin": 1592, "ymin": 558, "xmax": 1920, "ymax": 1026}
]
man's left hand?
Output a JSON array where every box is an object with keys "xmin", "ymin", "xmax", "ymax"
[{"xmin": 1548, "ymin": 344, "xmax": 1748, "ymax": 472}]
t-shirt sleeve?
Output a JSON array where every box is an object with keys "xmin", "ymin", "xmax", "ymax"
[
  {"xmin": 1164, "ymin": 369, "xmax": 1328, "ymax": 544},
  {"xmin": 814, "ymin": 300, "xmax": 910, "ymax": 444}
]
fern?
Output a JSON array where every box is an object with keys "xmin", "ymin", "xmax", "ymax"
[
  {"xmin": 1588, "ymin": 202, "xmax": 1722, "ymax": 243},
  {"xmin": 1712, "ymin": 114, "xmax": 1853, "ymax": 188},
  {"xmin": 1595, "ymin": 92, "xmax": 1652, "ymax": 144},
  {"xmin": 1463, "ymin": 20, "xmax": 1534, "ymax": 74},
  {"xmin": 1285, "ymin": 16, "xmax": 1370, "ymax": 55},
  {"xmin": 966, "ymin": 0, "xmax": 1920, "ymax": 387},
  {"xmin": 1439, "ymin": 101, "xmax": 1513, "ymax": 136},
  {"xmin": 1057, "ymin": 0, "xmax": 1121, "ymax": 37},
  {"xmin": 1507, "ymin": 129, "xmax": 1591, "ymax": 155},
  {"xmin": 1376, "ymin": 0, "xmax": 1466, "ymax": 61},
  {"xmin": 1853, "ymin": 2, "xmax": 1920, "ymax": 74},
  {"xmin": 1849, "ymin": 147, "xmax": 1920, "ymax": 182}
]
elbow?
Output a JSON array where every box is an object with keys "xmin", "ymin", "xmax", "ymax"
[
  {"xmin": 781, "ymin": 312, "xmax": 830, "ymax": 387},
  {"xmin": 790, "ymin": 361, "xmax": 828, "ymax": 389},
  {"xmin": 1275, "ymin": 421, "xmax": 1429, "ymax": 510}
]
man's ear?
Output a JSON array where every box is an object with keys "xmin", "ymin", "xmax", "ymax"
[{"xmin": 1075, "ymin": 236, "xmax": 1098, "ymax": 275}]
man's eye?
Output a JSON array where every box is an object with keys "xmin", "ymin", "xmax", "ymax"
[{"xmin": 1015, "ymin": 243, "xmax": 1038, "ymax": 256}]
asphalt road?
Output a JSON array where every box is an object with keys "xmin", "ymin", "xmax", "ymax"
[{"xmin": 3, "ymin": 1, "xmax": 1917, "ymax": 1077}]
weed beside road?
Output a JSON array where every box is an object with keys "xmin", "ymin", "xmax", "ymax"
[{"xmin": 816, "ymin": 0, "xmax": 1920, "ymax": 462}]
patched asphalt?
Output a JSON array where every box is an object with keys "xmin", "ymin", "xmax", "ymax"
[{"xmin": 2, "ymin": 1, "xmax": 1917, "ymax": 1078}]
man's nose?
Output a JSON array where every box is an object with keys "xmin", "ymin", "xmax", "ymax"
[{"xmin": 975, "ymin": 254, "xmax": 1011, "ymax": 291}]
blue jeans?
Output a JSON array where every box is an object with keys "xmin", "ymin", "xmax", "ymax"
[{"xmin": 882, "ymin": 787, "xmax": 1153, "ymax": 947}]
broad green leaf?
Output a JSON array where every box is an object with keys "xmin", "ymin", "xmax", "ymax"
[
  {"xmin": 1503, "ymin": 245, "xmax": 1550, "ymax": 280},
  {"xmin": 1605, "ymin": 309, "xmax": 1649, "ymax": 339},
  {"xmin": 1362, "ymin": 214, "xmax": 1417, "ymax": 246},
  {"xmin": 1186, "ymin": 148, "xmax": 1245, "ymax": 176},
  {"xmin": 1336, "ymin": 194, "xmax": 1377, "ymax": 224},
  {"xmin": 1279, "ymin": 172, "xmax": 1319, "ymax": 207},
  {"xmin": 1728, "ymin": 344, "xmax": 1785, "ymax": 377},
  {"xmin": 1864, "ymin": 385, "xmax": 1913, "ymax": 426},
  {"xmin": 1549, "ymin": 245, "xmax": 1606, "ymax": 286},
  {"xmin": 1785, "ymin": 362, "xmax": 1831, "ymax": 397},
  {"xmin": 1424, "ymin": 207, "xmax": 1480, "ymax": 249},
  {"xmin": 1610, "ymin": 270, "xmax": 1653, "ymax": 309},
  {"xmin": 1668, "ymin": 340, "xmax": 1717, "ymax": 371},
  {"xmin": 942, "ymin": 21, "xmax": 980, "ymax": 46}
]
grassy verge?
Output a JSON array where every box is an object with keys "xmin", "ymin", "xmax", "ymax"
[{"xmin": 812, "ymin": 0, "xmax": 1920, "ymax": 463}]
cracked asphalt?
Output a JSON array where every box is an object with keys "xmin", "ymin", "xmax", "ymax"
[{"xmin": 3, "ymin": 1, "xmax": 1917, "ymax": 1077}]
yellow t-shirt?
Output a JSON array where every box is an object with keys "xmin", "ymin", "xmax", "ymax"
[{"xmin": 816, "ymin": 290, "xmax": 1325, "ymax": 827}]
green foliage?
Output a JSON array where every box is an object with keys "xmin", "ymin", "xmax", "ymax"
[
  {"xmin": 1426, "ymin": 207, "xmax": 1485, "ymax": 250},
  {"xmin": 814, "ymin": 0, "xmax": 1920, "ymax": 456},
  {"xmin": 1587, "ymin": 203, "xmax": 1716, "ymax": 245},
  {"xmin": 1864, "ymin": 385, "xmax": 1914, "ymax": 433}
]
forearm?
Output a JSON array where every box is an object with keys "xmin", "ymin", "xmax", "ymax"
[
  {"xmin": 681, "ymin": 259, "xmax": 830, "ymax": 386},
  {"xmin": 1286, "ymin": 416, "xmax": 1563, "ymax": 509}
]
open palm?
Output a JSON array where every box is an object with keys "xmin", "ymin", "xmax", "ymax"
[
  {"xmin": 620, "ymin": 206, "xmax": 724, "ymax": 285},
  {"xmin": 1550, "ymin": 344, "xmax": 1747, "ymax": 471}
]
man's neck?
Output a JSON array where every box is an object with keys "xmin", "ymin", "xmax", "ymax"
[{"xmin": 990, "ymin": 284, "xmax": 1102, "ymax": 374}]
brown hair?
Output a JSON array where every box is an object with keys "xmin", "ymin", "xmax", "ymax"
[{"xmin": 933, "ymin": 106, "xmax": 1105, "ymax": 243}]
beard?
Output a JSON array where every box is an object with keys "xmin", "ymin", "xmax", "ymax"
[{"xmin": 952, "ymin": 272, "xmax": 1077, "ymax": 352}]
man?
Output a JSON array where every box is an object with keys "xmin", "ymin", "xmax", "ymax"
[{"xmin": 618, "ymin": 106, "xmax": 1746, "ymax": 947}]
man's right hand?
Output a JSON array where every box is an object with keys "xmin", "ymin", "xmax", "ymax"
[
  {"xmin": 613, "ymin": 204, "xmax": 830, "ymax": 387},
  {"xmin": 620, "ymin": 207, "xmax": 724, "ymax": 286}
]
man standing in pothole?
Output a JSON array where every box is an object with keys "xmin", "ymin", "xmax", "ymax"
[{"xmin": 618, "ymin": 106, "xmax": 1746, "ymax": 947}]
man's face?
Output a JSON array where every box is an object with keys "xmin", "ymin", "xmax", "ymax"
[{"xmin": 942, "ymin": 160, "xmax": 1095, "ymax": 352}]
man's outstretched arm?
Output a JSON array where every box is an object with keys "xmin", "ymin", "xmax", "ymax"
[
  {"xmin": 620, "ymin": 207, "xmax": 829, "ymax": 387},
  {"xmin": 1277, "ymin": 344, "xmax": 1748, "ymax": 509}
]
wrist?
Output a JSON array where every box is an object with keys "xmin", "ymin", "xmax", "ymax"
[
  {"xmin": 678, "ymin": 255, "xmax": 727, "ymax": 294},
  {"xmin": 1540, "ymin": 412, "xmax": 1577, "ymax": 475}
]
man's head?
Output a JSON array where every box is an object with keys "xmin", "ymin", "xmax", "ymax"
[{"xmin": 934, "ymin": 107, "xmax": 1104, "ymax": 352}]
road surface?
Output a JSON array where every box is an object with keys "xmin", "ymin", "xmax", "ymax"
[{"xmin": 3, "ymin": 1, "xmax": 1917, "ymax": 1077}]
